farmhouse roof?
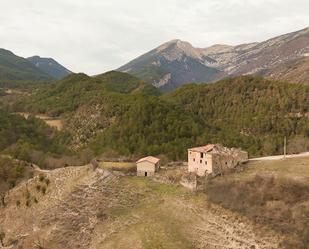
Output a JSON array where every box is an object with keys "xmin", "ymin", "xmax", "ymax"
[
  {"xmin": 188, "ymin": 144, "xmax": 216, "ymax": 153},
  {"xmin": 189, "ymin": 144, "xmax": 247, "ymax": 156},
  {"xmin": 136, "ymin": 156, "xmax": 160, "ymax": 164}
]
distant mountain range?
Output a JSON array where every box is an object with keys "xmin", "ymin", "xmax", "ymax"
[
  {"xmin": 0, "ymin": 49, "xmax": 72, "ymax": 85},
  {"xmin": 0, "ymin": 49, "xmax": 53, "ymax": 83},
  {"xmin": 118, "ymin": 27, "xmax": 309, "ymax": 90},
  {"xmin": 27, "ymin": 56, "xmax": 72, "ymax": 80}
]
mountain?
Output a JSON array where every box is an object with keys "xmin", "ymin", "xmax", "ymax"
[
  {"xmin": 118, "ymin": 27, "xmax": 309, "ymax": 90},
  {"xmin": 258, "ymin": 56, "xmax": 309, "ymax": 84},
  {"xmin": 0, "ymin": 49, "xmax": 53, "ymax": 83},
  {"xmin": 203, "ymin": 27, "xmax": 309, "ymax": 79},
  {"xmin": 27, "ymin": 56, "xmax": 72, "ymax": 80},
  {"xmin": 117, "ymin": 40, "xmax": 222, "ymax": 91}
]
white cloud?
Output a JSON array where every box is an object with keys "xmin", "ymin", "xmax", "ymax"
[{"xmin": 0, "ymin": 0, "xmax": 308, "ymax": 74}]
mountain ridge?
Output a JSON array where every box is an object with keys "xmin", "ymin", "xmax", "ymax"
[
  {"xmin": 0, "ymin": 48, "xmax": 53, "ymax": 83},
  {"xmin": 27, "ymin": 55, "xmax": 72, "ymax": 80},
  {"xmin": 118, "ymin": 27, "xmax": 309, "ymax": 90}
]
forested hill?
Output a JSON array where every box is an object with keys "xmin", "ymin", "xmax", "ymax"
[
  {"xmin": 14, "ymin": 74, "xmax": 309, "ymax": 159},
  {"xmin": 166, "ymin": 76, "xmax": 309, "ymax": 155},
  {"xmin": 16, "ymin": 71, "xmax": 160, "ymax": 115},
  {"xmin": 0, "ymin": 48, "xmax": 53, "ymax": 85},
  {"xmin": 0, "ymin": 110, "xmax": 69, "ymax": 160}
]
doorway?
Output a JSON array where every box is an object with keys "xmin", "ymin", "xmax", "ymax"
[{"xmin": 145, "ymin": 172, "xmax": 148, "ymax": 177}]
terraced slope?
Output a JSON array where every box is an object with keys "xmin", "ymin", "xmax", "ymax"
[{"xmin": 0, "ymin": 165, "xmax": 281, "ymax": 249}]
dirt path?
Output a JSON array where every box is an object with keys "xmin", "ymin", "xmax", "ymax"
[
  {"xmin": 15, "ymin": 112, "xmax": 63, "ymax": 130},
  {"xmin": 250, "ymin": 151, "xmax": 309, "ymax": 161}
]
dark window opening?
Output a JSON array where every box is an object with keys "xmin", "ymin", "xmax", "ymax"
[
  {"xmin": 145, "ymin": 172, "xmax": 148, "ymax": 177},
  {"xmin": 200, "ymin": 153, "xmax": 203, "ymax": 158},
  {"xmin": 200, "ymin": 160, "xmax": 202, "ymax": 164}
]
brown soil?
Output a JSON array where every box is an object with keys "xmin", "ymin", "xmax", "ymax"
[{"xmin": 0, "ymin": 165, "xmax": 282, "ymax": 249}]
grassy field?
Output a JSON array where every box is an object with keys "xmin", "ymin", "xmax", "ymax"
[{"xmin": 235, "ymin": 156, "xmax": 309, "ymax": 182}]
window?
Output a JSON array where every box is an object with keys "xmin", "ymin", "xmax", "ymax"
[
  {"xmin": 193, "ymin": 158, "xmax": 195, "ymax": 162},
  {"xmin": 205, "ymin": 161, "xmax": 207, "ymax": 165},
  {"xmin": 225, "ymin": 162, "xmax": 228, "ymax": 165},
  {"xmin": 200, "ymin": 153, "xmax": 203, "ymax": 158},
  {"xmin": 200, "ymin": 160, "xmax": 202, "ymax": 164}
]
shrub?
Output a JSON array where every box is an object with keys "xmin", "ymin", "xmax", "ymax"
[
  {"xmin": 205, "ymin": 175, "xmax": 309, "ymax": 248},
  {"xmin": 41, "ymin": 186, "xmax": 46, "ymax": 195},
  {"xmin": 36, "ymin": 185, "xmax": 41, "ymax": 192}
]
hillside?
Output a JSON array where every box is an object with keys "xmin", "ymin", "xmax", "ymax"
[
  {"xmin": 0, "ymin": 164, "xmax": 282, "ymax": 249},
  {"xmin": 118, "ymin": 27, "xmax": 309, "ymax": 90},
  {"xmin": 27, "ymin": 56, "xmax": 72, "ymax": 80},
  {"xmin": 118, "ymin": 40, "xmax": 222, "ymax": 91},
  {"xmin": 15, "ymin": 75, "xmax": 309, "ymax": 160},
  {"xmin": 16, "ymin": 71, "xmax": 160, "ymax": 115},
  {"xmin": 0, "ymin": 110, "xmax": 69, "ymax": 159},
  {"xmin": 206, "ymin": 156, "xmax": 309, "ymax": 248},
  {"xmin": 0, "ymin": 49, "xmax": 53, "ymax": 85},
  {"xmin": 260, "ymin": 57, "xmax": 309, "ymax": 84}
]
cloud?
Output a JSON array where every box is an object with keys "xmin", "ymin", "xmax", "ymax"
[{"xmin": 0, "ymin": 0, "xmax": 308, "ymax": 74}]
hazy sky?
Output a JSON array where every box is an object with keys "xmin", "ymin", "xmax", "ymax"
[{"xmin": 1, "ymin": 0, "xmax": 308, "ymax": 75}]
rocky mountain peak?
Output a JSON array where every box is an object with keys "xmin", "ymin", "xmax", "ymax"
[{"xmin": 156, "ymin": 39, "xmax": 205, "ymax": 61}]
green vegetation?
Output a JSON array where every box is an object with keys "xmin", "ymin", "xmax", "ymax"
[
  {"xmin": 0, "ymin": 110, "xmax": 70, "ymax": 158},
  {"xmin": 0, "ymin": 48, "xmax": 53, "ymax": 85},
  {"xmin": 13, "ymin": 74, "xmax": 309, "ymax": 160},
  {"xmin": 16, "ymin": 71, "xmax": 160, "ymax": 115},
  {"xmin": 166, "ymin": 76, "xmax": 309, "ymax": 156}
]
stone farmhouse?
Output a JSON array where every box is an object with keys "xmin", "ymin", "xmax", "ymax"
[
  {"xmin": 188, "ymin": 144, "xmax": 248, "ymax": 176},
  {"xmin": 136, "ymin": 156, "xmax": 160, "ymax": 177}
]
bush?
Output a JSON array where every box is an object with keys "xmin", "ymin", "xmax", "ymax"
[{"xmin": 205, "ymin": 175, "xmax": 309, "ymax": 248}]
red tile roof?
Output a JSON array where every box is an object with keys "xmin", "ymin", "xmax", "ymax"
[
  {"xmin": 136, "ymin": 156, "xmax": 160, "ymax": 164},
  {"xmin": 188, "ymin": 144, "xmax": 215, "ymax": 153}
]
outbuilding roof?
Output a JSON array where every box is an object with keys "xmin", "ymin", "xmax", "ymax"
[{"xmin": 136, "ymin": 156, "xmax": 160, "ymax": 164}]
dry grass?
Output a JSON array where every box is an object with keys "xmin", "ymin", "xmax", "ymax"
[
  {"xmin": 205, "ymin": 156, "xmax": 309, "ymax": 249},
  {"xmin": 234, "ymin": 156, "xmax": 309, "ymax": 182},
  {"xmin": 99, "ymin": 161, "xmax": 136, "ymax": 173}
]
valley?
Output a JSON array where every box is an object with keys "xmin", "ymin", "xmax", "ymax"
[{"xmin": 0, "ymin": 19, "xmax": 308, "ymax": 249}]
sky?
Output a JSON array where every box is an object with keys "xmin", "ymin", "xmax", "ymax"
[{"xmin": 0, "ymin": 0, "xmax": 308, "ymax": 75}]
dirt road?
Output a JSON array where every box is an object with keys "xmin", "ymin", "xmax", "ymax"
[{"xmin": 250, "ymin": 151, "xmax": 309, "ymax": 161}]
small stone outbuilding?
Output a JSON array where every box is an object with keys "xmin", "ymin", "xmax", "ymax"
[
  {"xmin": 136, "ymin": 156, "xmax": 160, "ymax": 177},
  {"xmin": 188, "ymin": 144, "xmax": 248, "ymax": 176}
]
